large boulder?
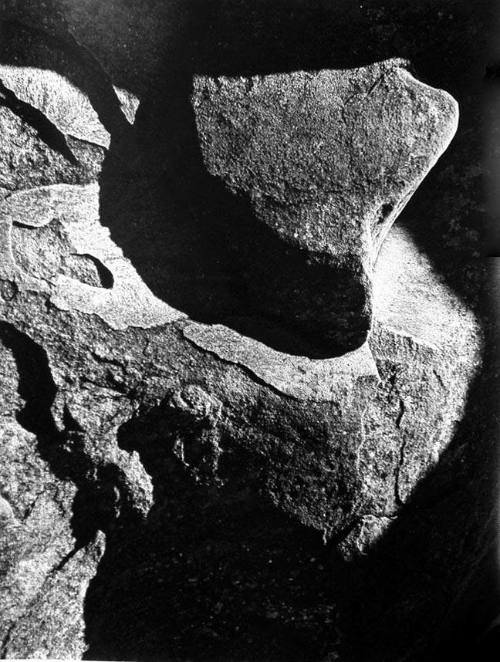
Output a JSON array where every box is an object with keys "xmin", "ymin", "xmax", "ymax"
[{"xmin": 192, "ymin": 62, "xmax": 458, "ymax": 354}]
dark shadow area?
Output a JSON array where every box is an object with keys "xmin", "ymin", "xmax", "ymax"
[
  {"xmin": 82, "ymin": 400, "xmax": 342, "ymax": 662},
  {"xmin": 95, "ymin": 0, "xmax": 491, "ymax": 351},
  {"xmin": 0, "ymin": 78, "xmax": 78, "ymax": 165},
  {"xmin": 77, "ymin": 317, "xmax": 498, "ymax": 662},
  {"xmin": 62, "ymin": 253, "xmax": 115, "ymax": 290},
  {"xmin": 334, "ymin": 360, "xmax": 499, "ymax": 661},
  {"xmin": 0, "ymin": 0, "xmax": 491, "ymax": 351},
  {"xmin": 0, "ymin": 1, "xmax": 496, "ymax": 660},
  {"xmin": 0, "ymin": 322, "xmax": 125, "ymax": 556},
  {"xmin": 97, "ymin": 0, "xmax": 490, "ymax": 309},
  {"xmin": 1, "ymin": 312, "xmax": 495, "ymax": 661}
]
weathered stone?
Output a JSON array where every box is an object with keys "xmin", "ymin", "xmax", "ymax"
[
  {"xmin": 0, "ymin": 184, "xmax": 483, "ymax": 658},
  {"xmin": 0, "ymin": 329, "xmax": 105, "ymax": 659},
  {"xmin": 0, "ymin": 172, "xmax": 481, "ymax": 539},
  {"xmin": 0, "ymin": 65, "xmax": 138, "ymax": 150},
  {"xmin": 0, "ymin": 22, "xmax": 137, "ymax": 193},
  {"xmin": 0, "ymin": 184, "xmax": 183, "ymax": 328},
  {"xmin": 0, "ymin": 102, "xmax": 102, "ymax": 192},
  {"xmin": 192, "ymin": 61, "xmax": 458, "ymax": 355},
  {"xmin": 0, "ymin": 4, "xmax": 492, "ymax": 662}
]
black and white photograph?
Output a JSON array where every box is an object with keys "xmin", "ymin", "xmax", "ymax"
[{"xmin": 0, "ymin": 1, "xmax": 498, "ymax": 661}]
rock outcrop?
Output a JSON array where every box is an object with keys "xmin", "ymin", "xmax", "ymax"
[
  {"xmin": 0, "ymin": 3, "xmax": 493, "ymax": 662},
  {"xmin": 192, "ymin": 62, "xmax": 458, "ymax": 355}
]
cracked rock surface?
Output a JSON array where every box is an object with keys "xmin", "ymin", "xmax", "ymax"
[{"xmin": 0, "ymin": 2, "xmax": 495, "ymax": 662}]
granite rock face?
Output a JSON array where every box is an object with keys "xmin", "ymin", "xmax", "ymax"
[
  {"xmin": 0, "ymin": 4, "xmax": 493, "ymax": 662},
  {"xmin": 192, "ymin": 62, "xmax": 458, "ymax": 355}
]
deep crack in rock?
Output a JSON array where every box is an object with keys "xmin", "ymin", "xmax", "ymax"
[{"xmin": 0, "ymin": 78, "xmax": 78, "ymax": 165}]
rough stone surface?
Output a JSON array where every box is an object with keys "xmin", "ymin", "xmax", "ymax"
[
  {"xmin": 1, "ymin": 183, "xmax": 183, "ymax": 328},
  {"xmin": 192, "ymin": 62, "xmax": 458, "ymax": 355},
  {"xmin": 0, "ymin": 3, "xmax": 495, "ymax": 662},
  {"xmin": 0, "ymin": 64, "xmax": 138, "ymax": 149},
  {"xmin": 0, "ymin": 326, "xmax": 106, "ymax": 659}
]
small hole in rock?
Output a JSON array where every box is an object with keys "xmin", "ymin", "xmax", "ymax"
[
  {"xmin": 377, "ymin": 203, "xmax": 395, "ymax": 225},
  {"xmin": 60, "ymin": 254, "xmax": 114, "ymax": 289}
]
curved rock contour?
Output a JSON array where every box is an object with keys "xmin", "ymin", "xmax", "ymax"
[{"xmin": 193, "ymin": 60, "xmax": 459, "ymax": 355}]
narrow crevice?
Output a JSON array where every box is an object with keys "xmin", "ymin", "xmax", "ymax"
[
  {"xmin": 50, "ymin": 542, "xmax": 82, "ymax": 574},
  {"xmin": 395, "ymin": 409, "xmax": 409, "ymax": 507},
  {"xmin": 373, "ymin": 201, "xmax": 396, "ymax": 248},
  {"xmin": 0, "ymin": 322, "xmax": 122, "ymax": 552},
  {"xmin": 0, "ymin": 79, "xmax": 79, "ymax": 166},
  {"xmin": 0, "ymin": 623, "xmax": 15, "ymax": 659},
  {"xmin": 0, "ymin": 321, "xmax": 58, "ymax": 437},
  {"xmin": 377, "ymin": 202, "xmax": 395, "ymax": 225},
  {"xmin": 395, "ymin": 398, "xmax": 406, "ymax": 429}
]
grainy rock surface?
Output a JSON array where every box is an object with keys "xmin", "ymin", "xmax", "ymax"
[
  {"xmin": 0, "ymin": 2, "xmax": 496, "ymax": 662},
  {"xmin": 193, "ymin": 63, "xmax": 458, "ymax": 354}
]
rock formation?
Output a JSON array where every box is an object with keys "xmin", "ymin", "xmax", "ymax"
[
  {"xmin": 192, "ymin": 62, "xmax": 458, "ymax": 355},
  {"xmin": 0, "ymin": 2, "xmax": 495, "ymax": 661}
]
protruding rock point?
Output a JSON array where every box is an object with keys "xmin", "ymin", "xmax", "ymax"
[{"xmin": 192, "ymin": 60, "xmax": 458, "ymax": 355}]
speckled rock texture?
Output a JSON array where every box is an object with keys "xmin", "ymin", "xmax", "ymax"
[
  {"xmin": 0, "ymin": 2, "xmax": 496, "ymax": 662},
  {"xmin": 192, "ymin": 63, "xmax": 458, "ymax": 355}
]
